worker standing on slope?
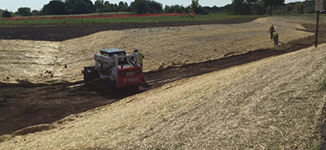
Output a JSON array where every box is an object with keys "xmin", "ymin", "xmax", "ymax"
[
  {"xmin": 134, "ymin": 49, "xmax": 146, "ymax": 84},
  {"xmin": 134, "ymin": 49, "xmax": 145, "ymax": 67},
  {"xmin": 268, "ymin": 25, "xmax": 275, "ymax": 39},
  {"xmin": 273, "ymin": 30, "xmax": 279, "ymax": 46}
]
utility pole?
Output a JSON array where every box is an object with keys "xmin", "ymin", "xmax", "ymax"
[
  {"xmin": 316, "ymin": 11, "xmax": 320, "ymax": 48},
  {"xmin": 315, "ymin": 0, "xmax": 323, "ymax": 48}
]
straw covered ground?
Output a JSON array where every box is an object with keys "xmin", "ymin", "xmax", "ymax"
[
  {"xmin": 0, "ymin": 17, "xmax": 326, "ymax": 149},
  {"xmin": 0, "ymin": 17, "xmax": 311, "ymax": 84},
  {"xmin": 1, "ymin": 43, "xmax": 326, "ymax": 149}
]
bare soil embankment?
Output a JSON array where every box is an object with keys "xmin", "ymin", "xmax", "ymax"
[
  {"xmin": 0, "ymin": 40, "xmax": 313, "ymax": 137},
  {"xmin": 0, "ymin": 17, "xmax": 313, "ymax": 136},
  {"xmin": 1, "ymin": 17, "xmax": 270, "ymax": 136},
  {"xmin": 1, "ymin": 41, "xmax": 326, "ymax": 150},
  {"xmin": 1, "ymin": 17, "xmax": 325, "ymax": 149},
  {"xmin": 0, "ymin": 17, "xmax": 311, "ymax": 84}
]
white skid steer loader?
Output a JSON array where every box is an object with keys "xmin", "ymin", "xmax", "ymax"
[{"xmin": 82, "ymin": 49, "xmax": 143, "ymax": 92}]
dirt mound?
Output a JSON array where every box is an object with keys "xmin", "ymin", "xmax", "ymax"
[
  {"xmin": 0, "ymin": 17, "xmax": 324, "ymax": 149},
  {"xmin": 0, "ymin": 17, "xmax": 312, "ymax": 84},
  {"xmin": 1, "ymin": 43, "xmax": 325, "ymax": 149}
]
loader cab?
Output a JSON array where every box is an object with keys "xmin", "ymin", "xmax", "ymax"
[
  {"xmin": 87, "ymin": 48, "xmax": 143, "ymax": 90},
  {"xmin": 100, "ymin": 49, "xmax": 128, "ymax": 65}
]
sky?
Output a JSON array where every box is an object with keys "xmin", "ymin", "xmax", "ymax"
[{"xmin": 0, "ymin": 0, "xmax": 304, "ymax": 12}]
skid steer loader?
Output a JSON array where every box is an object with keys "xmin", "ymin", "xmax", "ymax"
[{"xmin": 82, "ymin": 48, "xmax": 143, "ymax": 92}]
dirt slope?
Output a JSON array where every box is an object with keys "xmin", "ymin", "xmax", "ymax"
[
  {"xmin": 0, "ymin": 17, "xmax": 324, "ymax": 149},
  {"xmin": 0, "ymin": 17, "xmax": 312, "ymax": 84},
  {"xmin": 1, "ymin": 43, "xmax": 325, "ymax": 149}
]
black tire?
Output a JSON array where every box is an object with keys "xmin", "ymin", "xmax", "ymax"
[
  {"xmin": 93, "ymin": 79, "xmax": 104, "ymax": 93},
  {"xmin": 92, "ymin": 78, "xmax": 116, "ymax": 94},
  {"xmin": 83, "ymin": 67, "xmax": 99, "ymax": 91},
  {"xmin": 105, "ymin": 79, "xmax": 117, "ymax": 94},
  {"xmin": 85, "ymin": 82, "xmax": 94, "ymax": 91}
]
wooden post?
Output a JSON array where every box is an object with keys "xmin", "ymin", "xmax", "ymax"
[
  {"xmin": 315, "ymin": 0, "xmax": 323, "ymax": 48},
  {"xmin": 315, "ymin": 11, "xmax": 320, "ymax": 48}
]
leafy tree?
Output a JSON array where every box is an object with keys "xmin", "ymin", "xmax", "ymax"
[
  {"xmin": 85, "ymin": 0, "xmax": 95, "ymax": 12},
  {"xmin": 130, "ymin": 0, "xmax": 162, "ymax": 14},
  {"xmin": 118, "ymin": 1, "xmax": 129, "ymax": 11},
  {"xmin": 229, "ymin": 0, "xmax": 241, "ymax": 14},
  {"xmin": 31, "ymin": 10, "xmax": 40, "ymax": 16},
  {"xmin": 18, "ymin": 7, "xmax": 31, "ymax": 16},
  {"xmin": 260, "ymin": 0, "xmax": 284, "ymax": 15},
  {"xmin": 148, "ymin": 0, "xmax": 163, "ymax": 13},
  {"xmin": 190, "ymin": 0, "xmax": 199, "ymax": 12},
  {"xmin": 285, "ymin": 4, "xmax": 292, "ymax": 13},
  {"xmin": 249, "ymin": 0, "xmax": 265, "ymax": 15},
  {"xmin": 2, "ymin": 9, "xmax": 12, "ymax": 17},
  {"xmin": 296, "ymin": 2, "xmax": 304, "ymax": 14},
  {"xmin": 251, "ymin": 4, "xmax": 265, "ymax": 14},
  {"xmin": 94, "ymin": 0, "xmax": 104, "ymax": 12},
  {"xmin": 229, "ymin": 0, "xmax": 251, "ymax": 15},
  {"xmin": 164, "ymin": 5, "xmax": 188, "ymax": 13},
  {"xmin": 42, "ymin": 0, "xmax": 67, "ymax": 15},
  {"xmin": 102, "ymin": 2, "xmax": 119, "ymax": 12},
  {"xmin": 65, "ymin": 0, "xmax": 94, "ymax": 14},
  {"xmin": 210, "ymin": 5, "xmax": 225, "ymax": 13},
  {"xmin": 190, "ymin": 0, "xmax": 207, "ymax": 14},
  {"xmin": 303, "ymin": 6, "xmax": 314, "ymax": 14},
  {"xmin": 131, "ymin": 0, "xmax": 149, "ymax": 14},
  {"xmin": 302, "ymin": 0, "xmax": 316, "ymax": 14},
  {"xmin": 118, "ymin": 1, "xmax": 125, "ymax": 6}
]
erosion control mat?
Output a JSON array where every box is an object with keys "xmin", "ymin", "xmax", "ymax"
[
  {"xmin": 0, "ymin": 33, "xmax": 320, "ymax": 136},
  {"xmin": 0, "ymin": 17, "xmax": 266, "ymax": 135},
  {"xmin": 1, "ymin": 17, "xmax": 326, "ymax": 149},
  {"xmin": 0, "ymin": 17, "xmax": 312, "ymax": 85},
  {"xmin": 1, "ymin": 40, "xmax": 326, "ymax": 149}
]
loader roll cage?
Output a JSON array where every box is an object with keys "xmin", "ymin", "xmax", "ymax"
[
  {"xmin": 94, "ymin": 53, "xmax": 140, "ymax": 71},
  {"xmin": 83, "ymin": 48, "xmax": 143, "ymax": 91}
]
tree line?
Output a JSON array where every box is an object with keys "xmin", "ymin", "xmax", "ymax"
[
  {"xmin": 2, "ymin": 0, "xmax": 325, "ymax": 18},
  {"xmin": 227, "ymin": 0, "xmax": 326, "ymax": 15},
  {"xmin": 2, "ymin": 0, "xmax": 215, "ymax": 17}
]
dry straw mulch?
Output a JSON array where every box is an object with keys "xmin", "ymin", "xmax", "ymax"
[{"xmin": 1, "ymin": 43, "xmax": 326, "ymax": 149}]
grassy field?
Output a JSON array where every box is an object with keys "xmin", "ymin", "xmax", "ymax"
[{"xmin": 0, "ymin": 13, "xmax": 263, "ymax": 26}]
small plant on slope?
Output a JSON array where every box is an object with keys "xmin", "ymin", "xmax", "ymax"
[{"xmin": 319, "ymin": 76, "xmax": 326, "ymax": 91}]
